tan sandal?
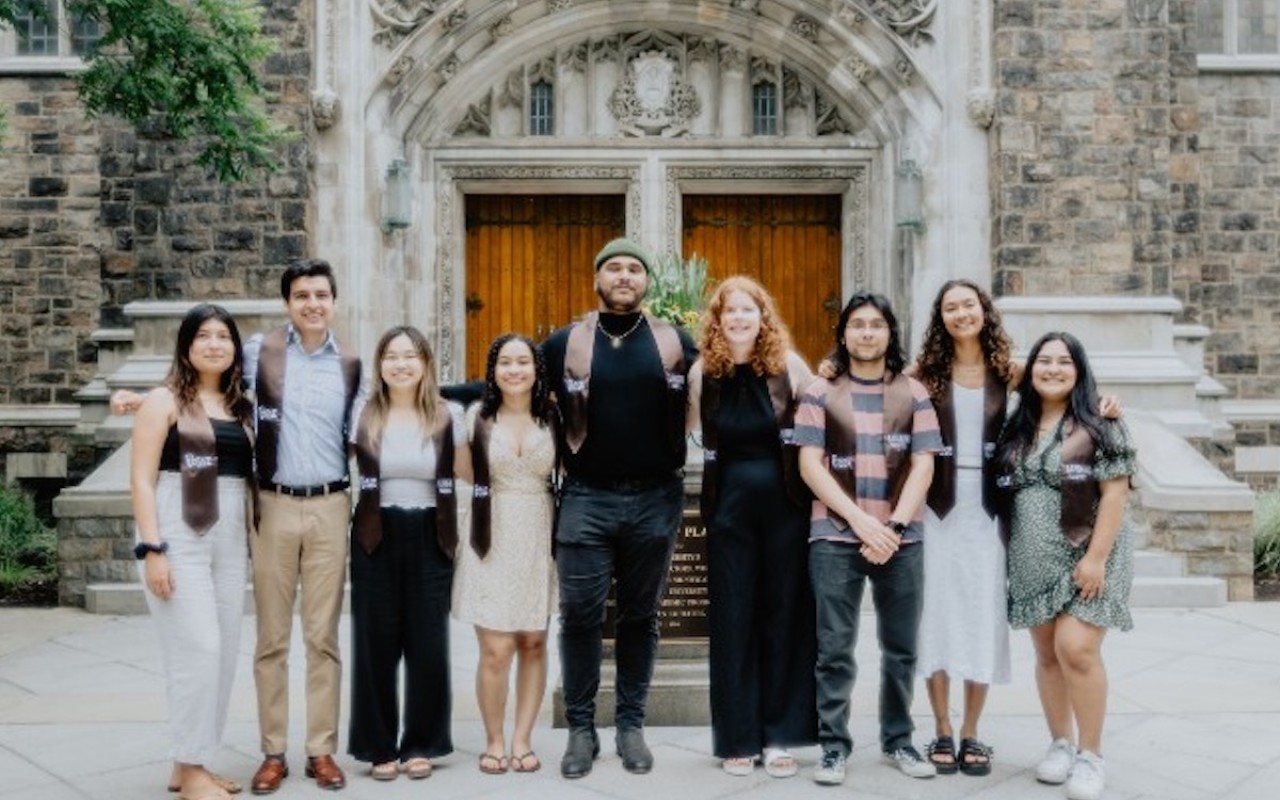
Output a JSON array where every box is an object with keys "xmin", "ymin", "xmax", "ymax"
[
  {"xmin": 169, "ymin": 772, "xmax": 242, "ymax": 794},
  {"xmin": 370, "ymin": 761, "xmax": 399, "ymax": 781},
  {"xmin": 405, "ymin": 757, "xmax": 434, "ymax": 780}
]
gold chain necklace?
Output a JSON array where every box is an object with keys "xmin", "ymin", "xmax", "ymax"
[{"xmin": 602, "ymin": 315, "xmax": 643, "ymax": 349}]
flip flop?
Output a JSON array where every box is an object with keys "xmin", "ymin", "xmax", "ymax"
[
  {"xmin": 478, "ymin": 753, "xmax": 509, "ymax": 775},
  {"xmin": 511, "ymin": 751, "xmax": 542, "ymax": 773}
]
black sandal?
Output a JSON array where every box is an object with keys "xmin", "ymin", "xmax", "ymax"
[
  {"xmin": 925, "ymin": 736, "xmax": 959, "ymax": 775},
  {"xmin": 958, "ymin": 738, "xmax": 993, "ymax": 776}
]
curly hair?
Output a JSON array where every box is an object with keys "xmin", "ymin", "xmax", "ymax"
[
  {"xmin": 697, "ymin": 275, "xmax": 791, "ymax": 378},
  {"xmin": 914, "ymin": 279, "xmax": 1016, "ymax": 404},
  {"xmin": 165, "ymin": 304, "xmax": 251, "ymax": 424},
  {"xmin": 478, "ymin": 333, "xmax": 553, "ymax": 425}
]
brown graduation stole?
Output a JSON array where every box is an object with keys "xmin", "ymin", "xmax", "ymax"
[
  {"xmin": 698, "ymin": 368, "xmax": 806, "ymax": 522},
  {"xmin": 253, "ymin": 326, "xmax": 362, "ymax": 485},
  {"xmin": 176, "ymin": 403, "xmax": 219, "ymax": 534},
  {"xmin": 1058, "ymin": 419, "xmax": 1099, "ymax": 547},
  {"xmin": 822, "ymin": 372, "xmax": 916, "ymax": 531},
  {"xmin": 561, "ymin": 311, "xmax": 686, "ymax": 455},
  {"xmin": 352, "ymin": 403, "xmax": 458, "ymax": 557},
  {"xmin": 926, "ymin": 370, "xmax": 1008, "ymax": 519},
  {"xmin": 468, "ymin": 413, "xmax": 495, "ymax": 558}
]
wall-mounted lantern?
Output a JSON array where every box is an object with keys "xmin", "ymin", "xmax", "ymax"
[
  {"xmin": 380, "ymin": 158, "xmax": 412, "ymax": 233},
  {"xmin": 894, "ymin": 159, "xmax": 925, "ymax": 231}
]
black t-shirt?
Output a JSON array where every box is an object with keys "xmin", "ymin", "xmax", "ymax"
[{"xmin": 541, "ymin": 313, "xmax": 698, "ymax": 483}]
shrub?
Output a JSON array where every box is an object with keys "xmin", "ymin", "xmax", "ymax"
[
  {"xmin": 0, "ymin": 485, "xmax": 56, "ymax": 593},
  {"xmin": 644, "ymin": 252, "xmax": 712, "ymax": 331},
  {"xmin": 1256, "ymin": 490, "xmax": 1280, "ymax": 578}
]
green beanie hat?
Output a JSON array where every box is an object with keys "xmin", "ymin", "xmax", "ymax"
[{"xmin": 594, "ymin": 238, "xmax": 653, "ymax": 273}]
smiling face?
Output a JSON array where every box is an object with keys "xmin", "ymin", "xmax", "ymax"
[
  {"xmin": 842, "ymin": 303, "xmax": 890, "ymax": 366},
  {"xmin": 719, "ymin": 289, "xmax": 762, "ymax": 353},
  {"xmin": 284, "ymin": 274, "xmax": 335, "ymax": 341},
  {"xmin": 594, "ymin": 256, "xmax": 649, "ymax": 313},
  {"xmin": 188, "ymin": 318, "xmax": 235, "ymax": 379},
  {"xmin": 494, "ymin": 338, "xmax": 536, "ymax": 400},
  {"xmin": 1030, "ymin": 338, "xmax": 1078, "ymax": 405},
  {"xmin": 378, "ymin": 333, "xmax": 425, "ymax": 394},
  {"xmin": 940, "ymin": 284, "xmax": 984, "ymax": 343}
]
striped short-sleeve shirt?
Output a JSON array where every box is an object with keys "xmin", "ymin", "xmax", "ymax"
[{"xmin": 794, "ymin": 373, "xmax": 942, "ymax": 544}]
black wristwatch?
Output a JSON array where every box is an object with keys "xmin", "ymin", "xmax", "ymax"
[
  {"xmin": 134, "ymin": 541, "xmax": 169, "ymax": 560},
  {"xmin": 887, "ymin": 520, "xmax": 909, "ymax": 535}
]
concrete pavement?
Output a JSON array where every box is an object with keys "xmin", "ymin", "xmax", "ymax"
[{"xmin": 1, "ymin": 603, "xmax": 1278, "ymax": 799}]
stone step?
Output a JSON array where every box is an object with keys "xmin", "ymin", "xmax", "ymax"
[
  {"xmin": 1134, "ymin": 549, "xmax": 1187, "ymax": 578},
  {"xmin": 1131, "ymin": 576, "xmax": 1227, "ymax": 608},
  {"xmin": 85, "ymin": 583, "xmax": 354, "ymax": 616}
]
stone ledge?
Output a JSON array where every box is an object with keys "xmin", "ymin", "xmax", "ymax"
[
  {"xmin": 0, "ymin": 404, "xmax": 80, "ymax": 427},
  {"xmin": 997, "ymin": 296, "xmax": 1183, "ymax": 314}
]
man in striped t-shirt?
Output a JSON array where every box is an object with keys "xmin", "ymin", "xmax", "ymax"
[{"xmin": 795, "ymin": 292, "xmax": 942, "ymax": 785}]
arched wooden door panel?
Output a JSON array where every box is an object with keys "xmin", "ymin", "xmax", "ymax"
[
  {"xmin": 464, "ymin": 194, "xmax": 625, "ymax": 379},
  {"xmin": 682, "ymin": 194, "xmax": 842, "ymax": 368}
]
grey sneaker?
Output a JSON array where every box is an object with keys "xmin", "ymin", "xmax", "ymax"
[
  {"xmin": 1066, "ymin": 750, "xmax": 1105, "ymax": 800},
  {"xmin": 1036, "ymin": 738, "xmax": 1076, "ymax": 785},
  {"xmin": 884, "ymin": 746, "xmax": 937, "ymax": 778},
  {"xmin": 812, "ymin": 750, "xmax": 847, "ymax": 785}
]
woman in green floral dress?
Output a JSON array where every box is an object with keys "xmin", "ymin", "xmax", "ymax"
[{"xmin": 996, "ymin": 332, "xmax": 1134, "ymax": 800}]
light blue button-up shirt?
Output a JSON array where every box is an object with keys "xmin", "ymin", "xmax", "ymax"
[{"xmin": 243, "ymin": 325, "xmax": 367, "ymax": 487}]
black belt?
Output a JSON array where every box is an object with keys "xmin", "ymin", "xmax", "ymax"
[
  {"xmin": 569, "ymin": 471, "xmax": 682, "ymax": 492},
  {"xmin": 260, "ymin": 479, "xmax": 349, "ymax": 498}
]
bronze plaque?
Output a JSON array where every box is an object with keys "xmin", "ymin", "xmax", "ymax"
[{"xmin": 603, "ymin": 510, "xmax": 709, "ymax": 641}]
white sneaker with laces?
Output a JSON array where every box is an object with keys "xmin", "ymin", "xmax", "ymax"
[
  {"xmin": 812, "ymin": 750, "xmax": 847, "ymax": 785},
  {"xmin": 883, "ymin": 746, "xmax": 937, "ymax": 779},
  {"xmin": 1066, "ymin": 750, "xmax": 1105, "ymax": 800},
  {"xmin": 1036, "ymin": 738, "xmax": 1076, "ymax": 785}
]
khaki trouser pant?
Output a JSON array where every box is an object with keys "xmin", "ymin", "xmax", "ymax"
[{"xmin": 252, "ymin": 490, "xmax": 350, "ymax": 757}]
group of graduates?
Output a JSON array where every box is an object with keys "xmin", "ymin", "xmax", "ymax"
[{"xmin": 126, "ymin": 240, "xmax": 1133, "ymax": 800}]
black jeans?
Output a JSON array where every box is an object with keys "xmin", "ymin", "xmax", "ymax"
[
  {"xmin": 348, "ymin": 507, "xmax": 454, "ymax": 763},
  {"xmin": 555, "ymin": 476, "xmax": 682, "ymax": 731},
  {"xmin": 809, "ymin": 540, "xmax": 924, "ymax": 756}
]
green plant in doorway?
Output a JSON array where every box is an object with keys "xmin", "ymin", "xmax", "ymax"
[
  {"xmin": 0, "ymin": 485, "xmax": 56, "ymax": 596},
  {"xmin": 644, "ymin": 252, "xmax": 712, "ymax": 331},
  {"xmin": 1256, "ymin": 490, "xmax": 1280, "ymax": 578}
]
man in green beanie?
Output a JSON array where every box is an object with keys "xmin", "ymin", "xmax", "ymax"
[{"xmin": 541, "ymin": 238, "xmax": 697, "ymax": 779}]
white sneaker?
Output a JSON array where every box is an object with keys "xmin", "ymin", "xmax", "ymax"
[
  {"xmin": 1036, "ymin": 738, "xmax": 1076, "ymax": 785},
  {"xmin": 813, "ymin": 750, "xmax": 847, "ymax": 785},
  {"xmin": 883, "ymin": 746, "xmax": 937, "ymax": 779},
  {"xmin": 1066, "ymin": 750, "xmax": 1106, "ymax": 800}
]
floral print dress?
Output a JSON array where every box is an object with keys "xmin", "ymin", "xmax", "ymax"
[{"xmin": 1006, "ymin": 421, "xmax": 1136, "ymax": 631}]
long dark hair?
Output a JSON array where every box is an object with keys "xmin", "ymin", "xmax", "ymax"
[
  {"xmin": 478, "ymin": 333, "xmax": 552, "ymax": 425},
  {"xmin": 997, "ymin": 331, "xmax": 1112, "ymax": 472},
  {"xmin": 914, "ymin": 279, "xmax": 1016, "ymax": 404},
  {"xmin": 828, "ymin": 291, "xmax": 906, "ymax": 378},
  {"xmin": 165, "ymin": 303, "xmax": 251, "ymax": 423}
]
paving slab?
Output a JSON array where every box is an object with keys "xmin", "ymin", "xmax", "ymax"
[{"xmin": 0, "ymin": 605, "xmax": 1276, "ymax": 800}]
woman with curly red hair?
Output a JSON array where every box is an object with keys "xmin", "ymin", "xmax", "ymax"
[{"xmin": 687, "ymin": 276, "xmax": 818, "ymax": 778}]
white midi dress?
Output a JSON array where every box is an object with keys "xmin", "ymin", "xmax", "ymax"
[{"xmin": 915, "ymin": 383, "xmax": 1011, "ymax": 685}]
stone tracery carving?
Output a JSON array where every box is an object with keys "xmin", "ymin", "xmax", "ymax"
[
  {"xmin": 844, "ymin": 54, "xmax": 873, "ymax": 83},
  {"xmin": 561, "ymin": 43, "xmax": 589, "ymax": 75},
  {"xmin": 370, "ymin": 0, "xmax": 437, "ymax": 46},
  {"xmin": 865, "ymin": 0, "xmax": 938, "ymax": 46},
  {"xmin": 386, "ymin": 54, "xmax": 415, "ymax": 85},
  {"xmin": 455, "ymin": 97, "xmax": 491, "ymax": 136},
  {"xmin": 548, "ymin": 0, "xmax": 574, "ymax": 11},
  {"xmin": 490, "ymin": 15, "xmax": 513, "ymax": 40},
  {"xmin": 609, "ymin": 51, "xmax": 702, "ymax": 137},
  {"xmin": 311, "ymin": 88, "xmax": 339, "ymax": 129},
  {"xmin": 790, "ymin": 14, "xmax": 820, "ymax": 44},
  {"xmin": 443, "ymin": 9, "xmax": 468, "ymax": 33},
  {"xmin": 498, "ymin": 69, "xmax": 525, "ymax": 109},
  {"xmin": 731, "ymin": 0, "xmax": 762, "ymax": 13}
]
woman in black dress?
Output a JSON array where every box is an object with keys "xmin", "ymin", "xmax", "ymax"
[{"xmin": 687, "ymin": 276, "xmax": 817, "ymax": 778}]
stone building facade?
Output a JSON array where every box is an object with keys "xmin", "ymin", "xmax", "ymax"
[{"xmin": 1, "ymin": 1, "xmax": 1276, "ymax": 599}]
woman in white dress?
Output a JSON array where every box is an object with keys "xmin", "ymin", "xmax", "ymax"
[
  {"xmin": 911, "ymin": 280, "xmax": 1018, "ymax": 776},
  {"xmin": 453, "ymin": 333, "xmax": 558, "ymax": 775}
]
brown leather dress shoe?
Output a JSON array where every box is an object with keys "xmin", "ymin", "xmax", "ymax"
[
  {"xmin": 250, "ymin": 758, "xmax": 288, "ymax": 795},
  {"xmin": 305, "ymin": 755, "xmax": 347, "ymax": 791}
]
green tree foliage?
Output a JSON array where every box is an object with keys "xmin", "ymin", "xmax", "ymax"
[{"xmin": 2, "ymin": 0, "xmax": 287, "ymax": 182}]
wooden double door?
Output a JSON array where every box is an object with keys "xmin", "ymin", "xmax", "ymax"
[{"xmin": 463, "ymin": 193, "xmax": 842, "ymax": 378}]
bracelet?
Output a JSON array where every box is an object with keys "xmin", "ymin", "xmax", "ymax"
[{"xmin": 134, "ymin": 541, "xmax": 169, "ymax": 560}]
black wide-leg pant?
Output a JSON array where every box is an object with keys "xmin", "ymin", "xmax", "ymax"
[
  {"xmin": 708, "ymin": 458, "xmax": 818, "ymax": 758},
  {"xmin": 348, "ymin": 506, "xmax": 454, "ymax": 763}
]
